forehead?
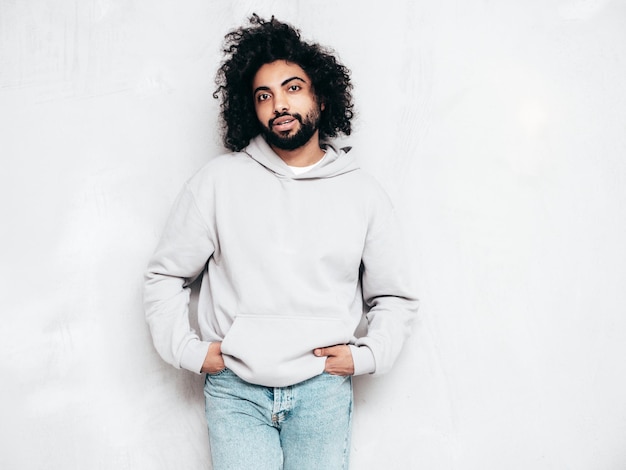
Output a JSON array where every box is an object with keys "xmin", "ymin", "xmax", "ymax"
[{"xmin": 252, "ymin": 60, "xmax": 311, "ymax": 88}]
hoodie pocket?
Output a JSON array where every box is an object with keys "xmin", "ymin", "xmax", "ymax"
[{"xmin": 220, "ymin": 314, "xmax": 350, "ymax": 387}]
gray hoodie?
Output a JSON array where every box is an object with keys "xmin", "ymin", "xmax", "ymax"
[{"xmin": 144, "ymin": 135, "xmax": 418, "ymax": 387}]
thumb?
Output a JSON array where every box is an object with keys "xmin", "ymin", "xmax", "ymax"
[
  {"xmin": 314, "ymin": 347, "xmax": 328, "ymax": 357},
  {"xmin": 314, "ymin": 346, "xmax": 340, "ymax": 357}
]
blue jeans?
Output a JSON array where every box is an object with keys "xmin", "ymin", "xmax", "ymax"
[{"xmin": 204, "ymin": 369, "xmax": 353, "ymax": 470}]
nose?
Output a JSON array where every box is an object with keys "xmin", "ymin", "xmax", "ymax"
[{"xmin": 273, "ymin": 91, "xmax": 289, "ymax": 114}]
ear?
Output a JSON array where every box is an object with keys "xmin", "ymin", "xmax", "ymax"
[{"xmin": 321, "ymin": 102, "xmax": 326, "ymax": 111}]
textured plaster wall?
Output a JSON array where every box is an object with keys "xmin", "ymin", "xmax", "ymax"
[{"xmin": 1, "ymin": 1, "xmax": 626, "ymax": 469}]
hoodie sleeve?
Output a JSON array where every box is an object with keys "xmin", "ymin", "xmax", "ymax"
[
  {"xmin": 143, "ymin": 184, "xmax": 215, "ymax": 374},
  {"xmin": 354, "ymin": 190, "xmax": 419, "ymax": 376}
]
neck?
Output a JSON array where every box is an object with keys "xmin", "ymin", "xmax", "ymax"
[{"xmin": 270, "ymin": 132, "xmax": 325, "ymax": 167}]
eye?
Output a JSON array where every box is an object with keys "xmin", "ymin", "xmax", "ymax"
[
  {"xmin": 288, "ymin": 84, "xmax": 301, "ymax": 92},
  {"xmin": 256, "ymin": 92, "xmax": 271, "ymax": 102}
]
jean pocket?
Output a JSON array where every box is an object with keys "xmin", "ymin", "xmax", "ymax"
[{"xmin": 207, "ymin": 367, "xmax": 230, "ymax": 377}]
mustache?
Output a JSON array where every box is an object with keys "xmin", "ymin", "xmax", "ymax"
[{"xmin": 269, "ymin": 112, "xmax": 303, "ymax": 128}]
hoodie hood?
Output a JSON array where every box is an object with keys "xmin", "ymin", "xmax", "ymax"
[{"xmin": 243, "ymin": 135, "xmax": 359, "ymax": 180}]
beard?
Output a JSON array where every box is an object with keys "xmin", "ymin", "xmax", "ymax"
[{"xmin": 261, "ymin": 107, "xmax": 322, "ymax": 151}]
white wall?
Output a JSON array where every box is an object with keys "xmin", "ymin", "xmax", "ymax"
[{"xmin": 2, "ymin": 1, "xmax": 625, "ymax": 469}]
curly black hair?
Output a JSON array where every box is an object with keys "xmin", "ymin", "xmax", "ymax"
[{"xmin": 213, "ymin": 14, "xmax": 354, "ymax": 152}]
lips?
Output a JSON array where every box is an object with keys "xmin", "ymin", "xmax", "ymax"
[
  {"xmin": 274, "ymin": 116, "xmax": 295, "ymax": 125},
  {"xmin": 270, "ymin": 114, "xmax": 301, "ymax": 132}
]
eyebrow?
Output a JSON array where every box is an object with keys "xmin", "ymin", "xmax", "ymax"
[{"xmin": 253, "ymin": 76, "xmax": 307, "ymax": 96}]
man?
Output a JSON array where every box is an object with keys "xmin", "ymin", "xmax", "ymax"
[{"xmin": 144, "ymin": 15, "xmax": 418, "ymax": 470}]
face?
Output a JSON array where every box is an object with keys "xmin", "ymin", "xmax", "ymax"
[{"xmin": 252, "ymin": 60, "xmax": 324, "ymax": 151}]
